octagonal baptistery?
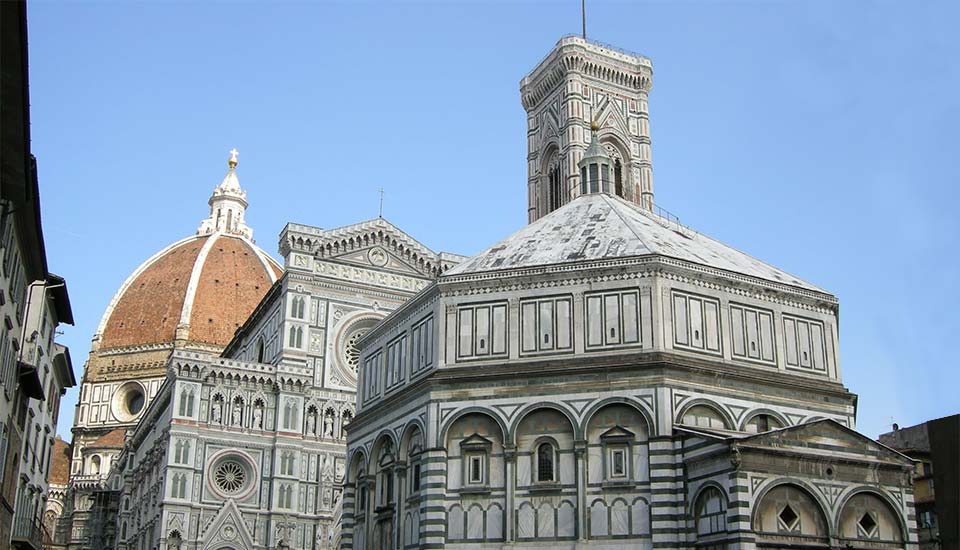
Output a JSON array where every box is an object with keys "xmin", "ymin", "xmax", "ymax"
[
  {"xmin": 71, "ymin": 153, "xmax": 281, "ymax": 477},
  {"xmin": 344, "ymin": 139, "xmax": 914, "ymax": 548}
]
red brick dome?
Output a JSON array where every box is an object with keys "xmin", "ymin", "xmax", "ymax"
[{"xmin": 96, "ymin": 233, "xmax": 281, "ymax": 350}]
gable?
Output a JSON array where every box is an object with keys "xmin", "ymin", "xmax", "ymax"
[
  {"xmin": 740, "ymin": 420, "xmax": 912, "ymax": 465},
  {"xmin": 327, "ymin": 245, "xmax": 426, "ymax": 277},
  {"xmin": 201, "ymin": 499, "xmax": 255, "ymax": 550},
  {"xmin": 308, "ymin": 218, "xmax": 449, "ymax": 278}
]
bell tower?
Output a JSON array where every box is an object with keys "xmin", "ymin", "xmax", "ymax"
[{"xmin": 520, "ymin": 36, "xmax": 654, "ymax": 222}]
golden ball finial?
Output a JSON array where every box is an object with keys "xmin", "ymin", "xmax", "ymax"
[
  {"xmin": 228, "ymin": 148, "xmax": 239, "ymax": 168},
  {"xmin": 590, "ymin": 120, "xmax": 600, "ymax": 132}
]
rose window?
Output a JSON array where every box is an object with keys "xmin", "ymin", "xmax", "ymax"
[
  {"xmin": 214, "ymin": 460, "xmax": 247, "ymax": 494},
  {"xmin": 344, "ymin": 329, "xmax": 367, "ymax": 373}
]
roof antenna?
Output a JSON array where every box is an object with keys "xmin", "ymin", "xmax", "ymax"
[
  {"xmin": 581, "ymin": 0, "xmax": 587, "ymax": 39},
  {"xmin": 378, "ymin": 188, "xmax": 385, "ymax": 218}
]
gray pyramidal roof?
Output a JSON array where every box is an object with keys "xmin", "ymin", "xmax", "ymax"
[{"xmin": 444, "ymin": 193, "xmax": 826, "ymax": 294}]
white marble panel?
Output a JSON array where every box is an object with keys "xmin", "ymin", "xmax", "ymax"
[
  {"xmin": 590, "ymin": 501, "xmax": 608, "ymax": 537},
  {"xmin": 611, "ymin": 500, "xmax": 629, "ymax": 536},
  {"xmin": 588, "ymin": 447, "xmax": 603, "ymax": 484},
  {"xmin": 486, "ymin": 504, "xmax": 503, "ymax": 540},
  {"xmin": 518, "ymin": 503, "xmax": 536, "ymax": 539},
  {"xmin": 448, "ymin": 506, "xmax": 464, "ymax": 540},
  {"xmin": 538, "ymin": 502, "xmax": 555, "ymax": 537},
  {"xmin": 517, "ymin": 455, "xmax": 531, "ymax": 485},
  {"xmin": 633, "ymin": 445, "xmax": 649, "ymax": 482},
  {"xmin": 466, "ymin": 505, "xmax": 484, "ymax": 539},
  {"xmin": 490, "ymin": 456, "xmax": 505, "ymax": 488},
  {"xmin": 558, "ymin": 501, "xmax": 576, "ymax": 537},
  {"xmin": 630, "ymin": 499, "xmax": 649, "ymax": 535},
  {"xmin": 560, "ymin": 453, "xmax": 575, "ymax": 484},
  {"xmin": 447, "ymin": 457, "xmax": 462, "ymax": 489}
]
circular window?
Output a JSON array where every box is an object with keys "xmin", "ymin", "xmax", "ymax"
[
  {"xmin": 214, "ymin": 460, "xmax": 247, "ymax": 494},
  {"xmin": 344, "ymin": 330, "xmax": 366, "ymax": 374},
  {"xmin": 207, "ymin": 452, "xmax": 256, "ymax": 500},
  {"xmin": 335, "ymin": 316, "xmax": 382, "ymax": 382},
  {"xmin": 111, "ymin": 381, "xmax": 147, "ymax": 422},
  {"xmin": 126, "ymin": 390, "xmax": 144, "ymax": 415}
]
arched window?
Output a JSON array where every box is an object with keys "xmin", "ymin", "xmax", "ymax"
[
  {"xmin": 548, "ymin": 164, "xmax": 562, "ymax": 212},
  {"xmin": 536, "ymin": 442, "xmax": 555, "ymax": 482},
  {"xmin": 695, "ymin": 486, "xmax": 726, "ymax": 536},
  {"xmin": 283, "ymin": 402, "xmax": 293, "ymax": 430},
  {"xmin": 614, "ymin": 159, "xmax": 623, "ymax": 197},
  {"xmin": 289, "ymin": 326, "xmax": 300, "ymax": 348},
  {"xmin": 681, "ymin": 405, "xmax": 730, "ymax": 430},
  {"xmin": 90, "ymin": 455, "xmax": 101, "ymax": 475},
  {"xmin": 178, "ymin": 389, "xmax": 190, "ymax": 416},
  {"xmin": 295, "ymin": 296, "xmax": 306, "ymax": 319},
  {"xmin": 256, "ymin": 337, "xmax": 265, "ymax": 363},
  {"xmin": 744, "ymin": 413, "xmax": 783, "ymax": 434}
]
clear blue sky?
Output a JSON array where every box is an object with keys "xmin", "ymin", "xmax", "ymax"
[{"xmin": 26, "ymin": 1, "xmax": 958, "ymax": 440}]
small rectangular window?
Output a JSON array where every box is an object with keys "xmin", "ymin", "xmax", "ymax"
[
  {"xmin": 610, "ymin": 448, "xmax": 626, "ymax": 478},
  {"xmin": 468, "ymin": 455, "xmax": 483, "ymax": 484}
]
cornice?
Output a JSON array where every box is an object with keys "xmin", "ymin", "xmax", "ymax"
[
  {"xmin": 520, "ymin": 36, "xmax": 653, "ymax": 110},
  {"xmin": 439, "ymin": 255, "xmax": 837, "ymax": 313}
]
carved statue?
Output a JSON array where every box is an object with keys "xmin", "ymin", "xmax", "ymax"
[
  {"xmin": 323, "ymin": 414, "xmax": 334, "ymax": 438},
  {"xmin": 307, "ymin": 411, "xmax": 317, "ymax": 435},
  {"xmin": 253, "ymin": 406, "xmax": 263, "ymax": 429},
  {"xmin": 211, "ymin": 400, "xmax": 222, "ymax": 423},
  {"xmin": 231, "ymin": 402, "xmax": 242, "ymax": 426}
]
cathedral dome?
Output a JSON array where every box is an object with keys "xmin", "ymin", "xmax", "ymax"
[{"xmin": 94, "ymin": 152, "xmax": 282, "ymax": 352}]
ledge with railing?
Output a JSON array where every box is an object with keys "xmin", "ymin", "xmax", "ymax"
[{"xmin": 12, "ymin": 513, "xmax": 47, "ymax": 550}]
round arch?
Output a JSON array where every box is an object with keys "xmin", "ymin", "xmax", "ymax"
[
  {"xmin": 687, "ymin": 480, "xmax": 730, "ymax": 518},
  {"xmin": 369, "ymin": 429, "xmax": 399, "ymax": 468},
  {"xmin": 438, "ymin": 407, "xmax": 509, "ymax": 445},
  {"xmin": 739, "ymin": 408, "xmax": 791, "ymax": 432},
  {"xmin": 581, "ymin": 396, "xmax": 657, "ymax": 438},
  {"xmin": 675, "ymin": 399, "xmax": 737, "ymax": 431},
  {"xmin": 398, "ymin": 418, "xmax": 427, "ymax": 458},
  {"xmin": 835, "ymin": 486, "xmax": 908, "ymax": 541},
  {"xmin": 751, "ymin": 478, "xmax": 834, "ymax": 537},
  {"xmin": 346, "ymin": 448, "xmax": 368, "ymax": 484},
  {"xmin": 507, "ymin": 402, "xmax": 580, "ymax": 446},
  {"xmin": 540, "ymin": 141, "xmax": 560, "ymax": 173}
]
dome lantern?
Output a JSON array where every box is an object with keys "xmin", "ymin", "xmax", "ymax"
[
  {"xmin": 197, "ymin": 148, "xmax": 253, "ymax": 239},
  {"xmin": 578, "ymin": 121, "xmax": 613, "ymax": 196}
]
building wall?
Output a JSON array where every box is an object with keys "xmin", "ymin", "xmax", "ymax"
[
  {"xmin": 345, "ymin": 255, "xmax": 914, "ymax": 549},
  {"xmin": 111, "ymin": 218, "xmax": 455, "ymax": 550}
]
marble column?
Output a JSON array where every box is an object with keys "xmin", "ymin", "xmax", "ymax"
[
  {"xmin": 504, "ymin": 445, "xmax": 516, "ymax": 542},
  {"xmin": 574, "ymin": 440, "xmax": 587, "ymax": 541}
]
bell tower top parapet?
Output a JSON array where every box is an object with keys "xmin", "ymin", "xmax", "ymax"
[{"xmin": 521, "ymin": 36, "xmax": 655, "ymax": 222}]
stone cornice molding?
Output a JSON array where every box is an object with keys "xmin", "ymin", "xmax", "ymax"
[
  {"xmin": 521, "ymin": 36, "xmax": 653, "ymax": 110},
  {"xmin": 439, "ymin": 255, "xmax": 837, "ymax": 313},
  {"xmin": 280, "ymin": 218, "xmax": 459, "ymax": 277},
  {"xmin": 359, "ymin": 286, "xmax": 440, "ymax": 348}
]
